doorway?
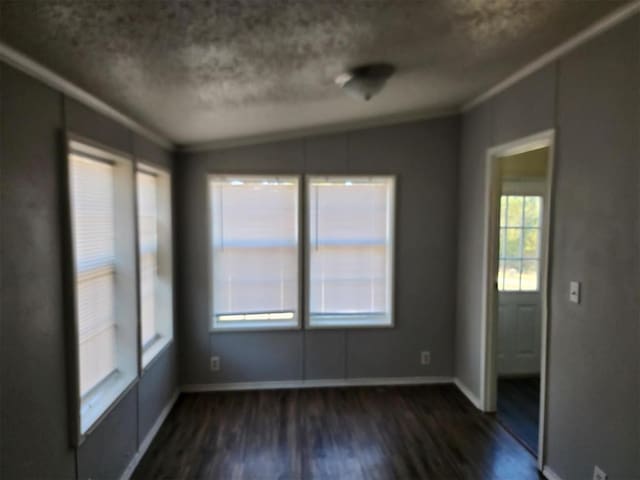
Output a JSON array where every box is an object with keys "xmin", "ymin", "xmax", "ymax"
[
  {"xmin": 496, "ymin": 150, "xmax": 547, "ymax": 455},
  {"xmin": 481, "ymin": 130, "xmax": 554, "ymax": 468}
]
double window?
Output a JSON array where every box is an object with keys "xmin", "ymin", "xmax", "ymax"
[
  {"xmin": 67, "ymin": 139, "xmax": 173, "ymax": 439},
  {"xmin": 208, "ymin": 175, "xmax": 395, "ymax": 330}
]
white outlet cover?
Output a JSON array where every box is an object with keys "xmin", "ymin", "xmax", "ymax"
[
  {"xmin": 421, "ymin": 351, "xmax": 431, "ymax": 365},
  {"xmin": 210, "ymin": 356, "xmax": 220, "ymax": 371}
]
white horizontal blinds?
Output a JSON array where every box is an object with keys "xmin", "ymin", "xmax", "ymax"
[
  {"xmin": 137, "ymin": 171, "xmax": 158, "ymax": 347},
  {"xmin": 69, "ymin": 154, "xmax": 117, "ymax": 396},
  {"xmin": 309, "ymin": 177, "xmax": 394, "ymax": 325},
  {"xmin": 498, "ymin": 195, "xmax": 543, "ymax": 292},
  {"xmin": 210, "ymin": 176, "xmax": 299, "ymax": 326}
]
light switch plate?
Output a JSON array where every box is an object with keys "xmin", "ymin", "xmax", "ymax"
[{"xmin": 569, "ymin": 281, "xmax": 581, "ymax": 304}]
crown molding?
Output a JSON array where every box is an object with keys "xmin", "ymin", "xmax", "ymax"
[
  {"xmin": 4, "ymin": 0, "xmax": 637, "ymax": 151},
  {"xmin": 0, "ymin": 42, "xmax": 173, "ymax": 150},
  {"xmin": 463, "ymin": 0, "xmax": 640, "ymax": 111},
  {"xmin": 178, "ymin": 107, "xmax": 459, "ymax": 153}
]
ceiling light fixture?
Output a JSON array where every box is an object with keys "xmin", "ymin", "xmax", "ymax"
[{"xmin": 335, "ymin": 63, "xmax": 395, "ymax": 101}]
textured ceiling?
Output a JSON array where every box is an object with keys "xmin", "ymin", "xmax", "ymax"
[{"xmin": 0, "ymin": 0, "xmax": 629, "ymax": 146}]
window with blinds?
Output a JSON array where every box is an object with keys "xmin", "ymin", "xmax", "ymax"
[
  {"xmin": 70, "ymin": 154, "xmax": 117, "ymax": 397},
  {"xmin": 209, "ymin": 176, "xmax": 300, "ymax": 329},
  {"xmin": 307, "ymin": 176, "xmax": 395, "ymax": 327},
  {"xmin": 136, "ymin": 165, "xmax": 173, "ymax": 367},
  {"xmin": 137, "ymin": 171, "xmax": 159, "ymax": 348},
  {"xmin": 68, "ymin": 139, "xmax": 138, "ymax": 438}
]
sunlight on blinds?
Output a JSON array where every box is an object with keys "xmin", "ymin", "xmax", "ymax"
[
  {"xmin": 70, "ymin": 154, "xmax": 117, "ymax": 396},
  {"xmin": 209, "ymin": 176, "xmax": 299, "ymax": 328},
  {"xmin": 137, "ymin": 171, "xmax": 159, "ymax": 347},
  {"xmin": 308, "ymin": 177, "xmax": 394, "ymax": 327}
]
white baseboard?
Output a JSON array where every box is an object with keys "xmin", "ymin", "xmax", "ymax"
[
  {"xmin": 542, "ymin": 465, "xmax": 564, "ymax": 480},
  {"xmin": 453, "ymin": 378, "xmax": 483, "ymax": 410},
  {"xmin": 119, "ymin": 390, "xmax": 180, "ymax": 480},
  {"xmin": 182, "ymin": 376, "xmax": 453, "ymax": 393}
]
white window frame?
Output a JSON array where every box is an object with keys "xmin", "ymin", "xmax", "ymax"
[
  {"xmin": 65, "ymin": 135, "xmax": 138, "ymax": 443},
  {"xmin": 207, "ymin": 174, "xmax": 302, "ymax": 332},
  {"xmin": 305, "ymin": 175, "xmax": 396, "ymax": 329},
  {"xmin": 136, "ymin": 163, "xmax": 174, "ymax": 369}
]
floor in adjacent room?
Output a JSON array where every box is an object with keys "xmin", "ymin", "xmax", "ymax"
[
  {"xmin": 497, "ymin": 376, "xmax": 541, "ymax": 456},
  {"xmin": 133, "ymin": 384, "xmax": 541, "ymax": 479}
]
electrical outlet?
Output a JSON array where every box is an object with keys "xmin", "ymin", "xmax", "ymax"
[
  {"xmin": 420, "ymin": 351, "xmax": 431, "ymax": 366},
  {"xmin": 210, "ymin": 356, "xmax": 220, "ymax": 372},
  {"xmin": 593, "ymin": 466, "xmax": 607, "ymax": 480}
]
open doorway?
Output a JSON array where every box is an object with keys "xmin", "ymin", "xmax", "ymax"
[
  {"xmin": 496, "ymin": 148, "xmax": 548, "ymax": 456},
  {"xmin": 481, "ymin": 130, "xmax": 554, "ymax": 468}
]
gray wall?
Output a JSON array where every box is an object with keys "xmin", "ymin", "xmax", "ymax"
[
  {"xmin": 0, "ymin": 63, "xmax": 178, "ymax": 479},
  {"xmin": 176, "ymin": 117, "xmax": 460, "ymax": 385},
  {"xmin": 455, "ymin": 15, "xmax": 640, "ymax": 480}
]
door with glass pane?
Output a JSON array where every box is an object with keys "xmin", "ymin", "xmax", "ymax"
[{"xmin": 497, "ymin": 193, "xmax": 544, "ymax": 375}]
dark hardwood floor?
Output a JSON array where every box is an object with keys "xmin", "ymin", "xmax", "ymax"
[
  {"xmin": 133, "ymin": 384, "xmax": 541, "ymax": 479},
  {"xmin": 497, "ymin": 377, "xmax": 541, "ymax": 456}
]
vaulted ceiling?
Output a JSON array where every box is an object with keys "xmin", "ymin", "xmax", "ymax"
[{"xmin": 0, "ymin": 0, "xmax": 629, "ymax": 146}]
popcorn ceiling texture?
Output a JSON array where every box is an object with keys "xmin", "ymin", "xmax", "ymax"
[{"xmin": 0, "ymin": 0, "xmax": 627, "ymax": 145}]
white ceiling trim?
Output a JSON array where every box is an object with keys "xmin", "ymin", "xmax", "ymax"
[
  {"xmin": 463, "ymin": 0, "xmax": 640, "ymax": 111},
  {"xmin": 179, "ymin": 107, "xmax": 459, "ymax": 153},
  {"xmin": 0, "ymin": 42, "xmax": 173, "ymax": 149}
]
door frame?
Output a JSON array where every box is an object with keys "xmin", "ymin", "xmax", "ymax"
[{"xmin": 480, "ymin": 129, "xmax": 555, "ymax": 468}]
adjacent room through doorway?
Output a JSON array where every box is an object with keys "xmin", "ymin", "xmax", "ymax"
[{"xmin": 495, "ymin": 147, "xmax": 549, "ymax": 456}]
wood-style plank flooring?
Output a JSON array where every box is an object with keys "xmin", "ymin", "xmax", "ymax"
[
  {"xmin": 133, "ymin": 384, "xmax": 541, "ymax": 479},
  {"xmin": 496, "ymin": 376, "xmax": 541, "ymax": 456}
]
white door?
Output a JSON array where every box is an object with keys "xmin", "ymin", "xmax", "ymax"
[
  {"xmin": 497, "ymin": 190, "xmax": 544, "ymax": 376},
  {"xmin": 498, "ymin": 292, "xmax": 541, "ymax": 375}
]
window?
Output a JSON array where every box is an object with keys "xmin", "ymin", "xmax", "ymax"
[
  {"xmin": 498, "ymin": 195, "xmax": 543, "ymax": 291},
  {"xmin": 137, "ymin": 165, "xmax": 173, "ymax": 367},
  {"xmin": 68, "ymin": 139, "xmax": 137, "ymax": 436},
  {"xmin": 209, "ymin": 175, "xmax": 300, "ymax": 330},
  {"xmin": 307, "ymin": 176, "xmax": 395, "ymax": 328},
  {"xmin": 72, "ymin": 155, "xmax": 116, "ymax": 396}
]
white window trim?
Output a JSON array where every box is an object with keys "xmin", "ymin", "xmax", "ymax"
[
  {"xmin": 304, "ymin": 175, "xmax": 397, "ymax": 330},
  {"xmin": 80, "ymin": 371, "xmax": 134, "ymax": 435},
  {"xmin": 137, "ymin": 162, "xmax": 174, "ymax": 369},
  {"xmin": 207, "ymin": 174, "xmax": 303, "ymax": 332},
  {"xmin": 66, "ymin": 134, "xmax": 139, "ymax": 444}
]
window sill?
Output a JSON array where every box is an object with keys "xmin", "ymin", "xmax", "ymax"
[
  {"xmin": 142, "ymin": 335, "xmax": 172, "ymax": 370},
  {"xmin": 307, "ymin": 314, "xmax": 393, "ymax": 329},
  {"xmin": 80, "ymin": 370, "xmax": 135, "ymax": 436},
  {"xmin": 498, "ymin": 290, "xmax": 540, "ymax": 294},
  {"xmin": 210, "ymin": 319, "xmax": 300, "ymax": 332}
]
